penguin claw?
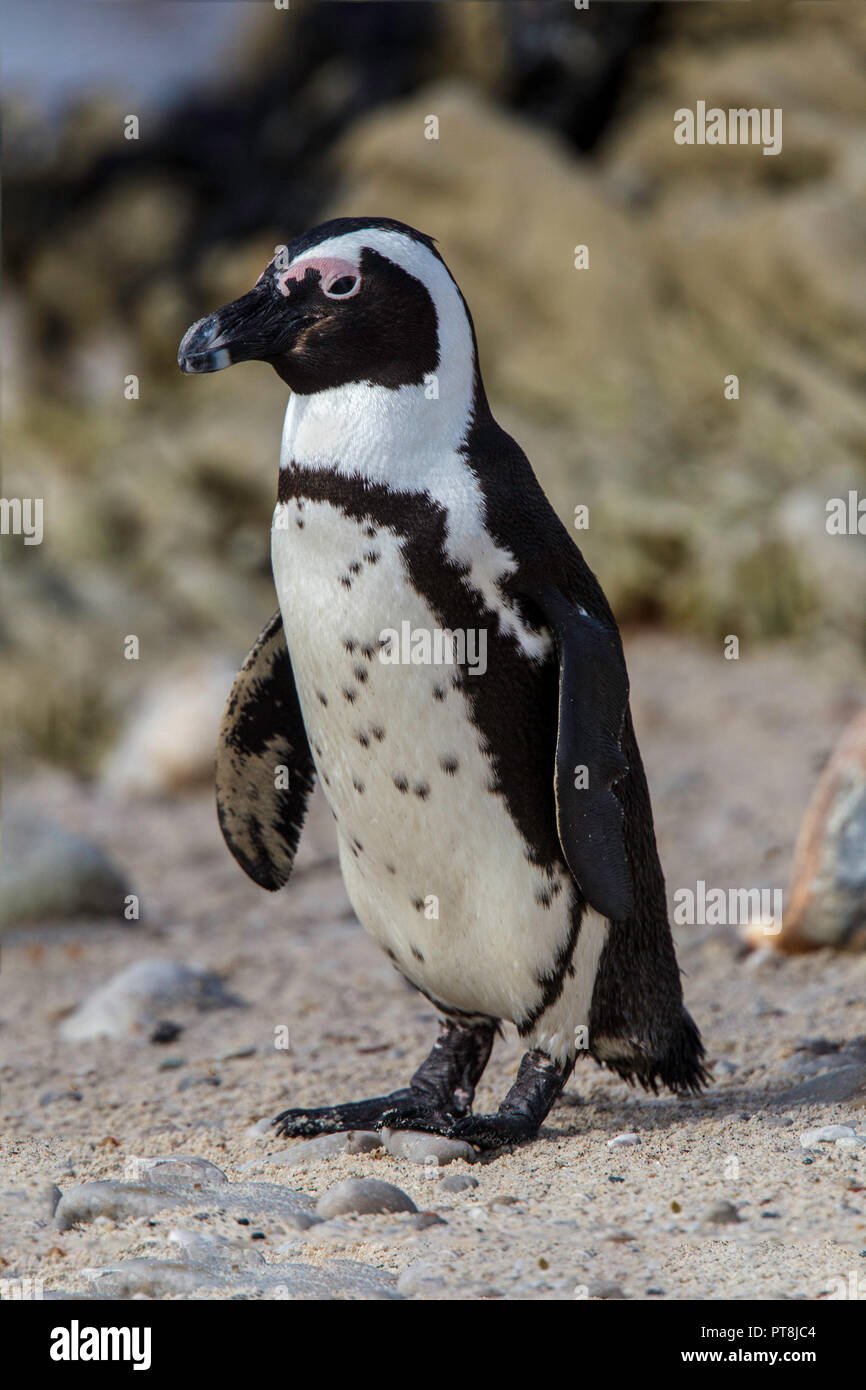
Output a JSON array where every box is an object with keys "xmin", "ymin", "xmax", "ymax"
[{"xmin": 445, "ymin": 1114, "xmax": 537, "ymax": 1151}]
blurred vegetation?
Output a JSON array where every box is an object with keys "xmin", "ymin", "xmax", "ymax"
[{"xmin": 3, "ymin": 0, "xmax": 865, "ymax": 773}]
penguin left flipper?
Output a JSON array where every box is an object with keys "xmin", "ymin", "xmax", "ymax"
[
  {"xmin": 216, "ymin": 610, "xmax": 316, "ymax": 890},
  {"xmin": 534, "ymin": 585, "xmax": 633, "ymax": 922}
]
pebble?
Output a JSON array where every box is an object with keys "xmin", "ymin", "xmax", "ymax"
[
  {"xmin": 607, "ymin": 1132, "xmax": 640, "ymax": 1148},
  {"xmin": 39, "ymin": 1089, "xmax": 82, "ymax": 1106},
  {"xmin": 81, "ymin": 1254, "xmax": 398, "ymax": 1299},
  {"xmin": 409, "ymin": 1211, "xmax": 446, "ymax": 1230},
  {"xmin": 150, "ymin": 1021, "xmax": 183, "ymax": 1045},
  {"xmin": 588, "ymin": 1280, "xmax": 628, "ymax": 1300},
  {"xmin": 382, "ymin": 1129, "xmax": 477, "ymax": 1166},
  {"xmin": 0, "ymin": 811, "xmax": 130, "ymax": 928},
  {"xmin": 780, "ymin": 1066, "xmax": 866, "ymax": 1106},
  {"xmin": 123, "ymin": 1155, "xmax": 229, "ymax": 1187},
  {"xmin": 703, "ymin": 1200, "xmax": 741, "ymax": 1225},
  {"xmin": 316, "ymin": 1178, "xmax": 417, "ymax": 1219},
  {"xmin": 440, "ymin": 1174, "xmax": 479, "ymax": 1193},
  {"xmin": 799, "ymin": 1124, "xmax": 855, "ymax": 1147},
  {"xmin": 245, "ymin": 1118, "xmax": 274, "ymax": 1141},
  {"xmin": 56, "ymin": 1181, "xmax": 186, "ymax": 1231},
  {"xmin": 244, "ymin": 1131, "xmax": 382, "ymax": 1169},
  {"xmin": 177, "ymin": 1074, "xmax": 222, "ymax": 1091},
  {"xmin": 397, "ymin": 1261, "xmax": 448, "ymax": 1296},
  {"xmin": 168, "ymin": 1227, "xmax": 265, "ymax": 1268},
  {"xmin": 58, "ymin": 959, "xmax": 243, "ymax": 1042},
  {"xmin": 55, "ymin": 1174, "xmax": 315, "ymax": 1232}
]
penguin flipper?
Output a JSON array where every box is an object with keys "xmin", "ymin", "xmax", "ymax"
[
  {"xmin": 537, "ymin": 586, "xmax": 633, "ymax": 922},
  {"xmin": 216, "ymin": 610, "xmax": 316, "ymax": 890}
]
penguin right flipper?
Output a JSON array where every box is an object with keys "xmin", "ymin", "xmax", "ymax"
[
  {"xmin": 534, "ymin": 585, "xmax": 634, "ymax": 923},
  {"xmin": 216, "ymin": 610, "xmax": 316, "ymax": 890}
]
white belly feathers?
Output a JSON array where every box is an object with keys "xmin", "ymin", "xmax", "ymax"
[{"xmin": 271, "ymin": 494, "xmax": 606, "ymax": 1063}]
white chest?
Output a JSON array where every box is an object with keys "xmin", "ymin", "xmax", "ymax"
[{"xmin": 270, "ymin": 493, "xmax": 604, "ymax": 1059}]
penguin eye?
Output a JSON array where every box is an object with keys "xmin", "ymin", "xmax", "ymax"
[{"xmin": 324, "ymin": 274, "xmax": 360, "ymax": 299}]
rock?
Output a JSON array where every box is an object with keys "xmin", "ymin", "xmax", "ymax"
[
  {"xmin": 56, "ymin": 1181, "xmax": 186, "ymax": 1231},
  {"xmin": 755, "ymin": 711, "xmax": 866, "ymax": 951},
  {"xmin": 779, "ymin": 1066, "xmax": 866, "ymax": 1107},
  {"xmin": 168, "ymin": 1227, "xmax": 266, "ymax": 1268},
  {"xmin": 39, "ymin": 1089, "xmax": 82, "ymax": 1107},
  {"xmin": 101, "ymin": 656, "xmax": 236, "ymax": 797},
  {"xmin": 0, "ymin": 812, "xmax": 129, "ymax": 928},
  {"xmin": 607, "ymin": 1132, "xmax": 640, "ymax": 1148},
  {"xmin": 316, "ymin": 1178, "xmax": 417, "ymax": 1219},
  {"xmin": 81, "ymin": 1254, "xmax": 399, "ymax": 1300},
  {"xmin": 150, "ymin": 1021, "xmax": 183, "ymax": 1045},
  {"xmin": 397, "ymin": 1261, "xmax": 448, "ymax": 1296},
  {"xmin": 409, "ymin": 1211, "xmax": 446, "ymax": 1230},
  {"xmin": 56, "ymin": 1175, "xmax": 315, "ymax": 1232},
  {"xmin": 440, "ymin": 1173, "xmax": 479, "ymax": 1194},
  {"xmin": 588, "ymin": 1280, "xmax": 628, "ymax": 1300},
  {"xmin": 123, "ymin": 1155, "xmax": 229, "ymax": 1187},
  {"xmin": 245, "ymin": 1118, "xmax": 274, "ymax": 1141},
  {"xmin": 58, "ymin": 958, "xmax": 243, "ymax": 1041},
  {"xmin": 177, "ymin": 1074, "xmax": 221, "ymax": 1091},
  {"xmin": 835, "ymin": 1137, "xmax": 866, "ymax": 1153},
  {"xmin": 799, "ymin": 1124, "xmax": 856, "ymax": 1148},
  {"xmin": 245, "ymin": 1131, "xmax": 382, "ymax": 1169},
  {"xmin": 382, "ymin": 1129, "xmax": 477, "ymax": 1166},
  {"xmin": 704, "ymin": 1200, "xmax": 741, "ymax": 1225}
]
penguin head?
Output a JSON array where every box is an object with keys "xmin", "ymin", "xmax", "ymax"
[{"xmin": 179, "ymin": 217, "xmax": 474, "ymax": 396}]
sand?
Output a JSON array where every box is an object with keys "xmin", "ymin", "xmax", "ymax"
[{"xmin": 2, "ymin": 633, "xmax": 865, "ymax": 1301}]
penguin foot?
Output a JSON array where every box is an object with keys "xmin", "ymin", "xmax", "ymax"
[
  {"xmin": 272, "ymin": 1089, "xmax": 450, "ymax": 1138},
  {"xmin": 383, "ymin": 1047, "xmax": 574, "ymax": 1153},
  {"xmin": 272, "ymin": 1016, "xmax": 497, "ymax": 1139}
]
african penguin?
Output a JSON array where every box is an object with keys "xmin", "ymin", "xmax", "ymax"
[{"xmin": 179, "ymin": 216, "xmax": 707, "ymax": 1151}]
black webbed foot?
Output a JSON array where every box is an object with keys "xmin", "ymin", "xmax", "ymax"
[
  {"xmin": 381, "ymin": 1048, "xmax": 574, "ymax": 1152},
  {"xmin": 272, "ymin": 1018, "xmax": 496, "ymax": 1138},
  {"xmin": 273, "ymin": 1089, "xmax": 443, "ymax": 1138}
]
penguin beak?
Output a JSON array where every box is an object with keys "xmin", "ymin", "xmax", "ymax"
[{"xmin": 178, "ymin": 286, "xmax": 305, "ymax": 374}]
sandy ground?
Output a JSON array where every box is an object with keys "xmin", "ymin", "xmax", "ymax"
[{"xmin": 2, "ymin": 632, "xmax": 866, "ymax": 1301}]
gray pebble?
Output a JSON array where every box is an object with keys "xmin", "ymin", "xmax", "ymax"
[
  {"xmin": 799, "ymin": 1124, "xmax": 855, "ymax": 1147},
  {"xmin": 440, "ymin": 1173, "xmax": 479, "ymax": 1193},
  {"xmin": 82, "ymin": 1255, "xmax": 399, "ymax": 1300},
  {"xmin": 382, "ymin": 1129, "xmax": 477, "ymax": 1166},
  {"xmin": 316, "ymin": 1177, "xmax": 417, "ymax": 1219},
  {"xmin": 0, "ymin": 812, "xmax": 129, "ymax": 928},
  {"xmin": 606, "ymin": 1132, "xmax": 640, "ymax": 1149},
  {"xmin": 56, "ymin": 1176, "xmax": 315, "ymax": 1231},
  {"xmin": 397, "ymin": 1261, "xmax": 448, "ymax": 1296},
  {"xmin": 409, "ymin": 1211, "xmax": 447, "ymax": 1230},
  {"xmin": 123, "ymin": 1155, "xmax": 229, "ymax": 1187},
  {"xmin": 779, "ymin": 1065, "xmax": 866, "ymax": 1106},
  {"xmin": 58, "ymin": 958, "xmax": 243, "ymax": 1042},
  {"xmin": 588, "ymin": 1280, "xmax": 628, "ymax": 1300},
  {"xmin": 177, "ymin": 1074, "xmax": 221, "ymax": 1091},
  {"xmin": 703, "ymin": 1200, "xmax": 741, "ymax": 1225},
  {"xmin": 248, "ymin": 1131, "xmax": 383, "ymax": 1169},
  {"xmin": 39, "ymin": 1089, "xmax": 82, "ymax": 1106},
  {"xmin": 56, "ymin": 1181, "xmax": 186, "ymax": 1231}
]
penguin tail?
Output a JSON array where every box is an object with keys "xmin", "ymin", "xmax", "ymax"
[{"xmin": 597, "ymin": 1008, "xmax": 711, "ymax": 1096}]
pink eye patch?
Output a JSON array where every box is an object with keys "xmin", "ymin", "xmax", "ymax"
[{"xmin": 274, "ymin": 255, "xmax": 361, "ymax": 299}]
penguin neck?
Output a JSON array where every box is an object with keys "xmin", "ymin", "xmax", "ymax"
[{"xmin": 279, "ymin": 313, "xmax": 479, "ymax": 494}]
